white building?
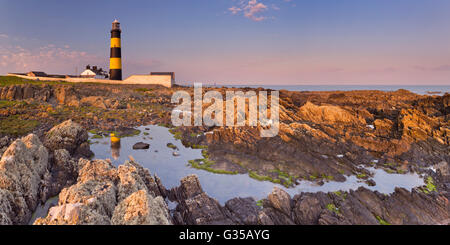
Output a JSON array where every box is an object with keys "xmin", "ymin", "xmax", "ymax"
[{"xmin": 80, "ymin": 65, "xmax": 108, "ymax": 79}]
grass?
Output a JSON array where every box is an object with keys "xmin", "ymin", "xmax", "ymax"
[
  {"xmin": 322, "ymin": 174, "xmax": 334, "ymax": 181},
  {"xmin": 356, "ymin": 173, "xmax": 367, "ymax": 179},
  {"xmin": 0, "ymin": 75, "xmax": 69, "ymax": 86},
  {"xmin": 157, "ymin": 123, "xmax": 171, "ymax": 128},
  {"xmin": 333, "ymin": 191, "xmax": 342, "ymax": 197},
  {"xmin": 190, "ymin": 132, "xmax": 201, "ymax": 137},
  {"xmin": 422, "ymin": 176, "xmax": 437, "ymax": 194},
  {"xmin": 187, "ymin": 149, "xmax": 238, "ymax": 175},
  {"xmin": 0, "ymin": 100, "xmax": 24, "ymax": 108},
  {"xmin": 135, "ymin": 88, "xmax": 152, "ymax": 93},
  {"xmin": 188, "ymin": 158, "xmax": 238, "ymax": 175},
  {"xmin": 326, "ymin": 203, "xmax": 340, "ymax": 215},
  {"xmin": 249, "ymin": 171, "xmax": 274, "ymax": 182},
  {"xmin": 376, "ymin": 216, "xmax": 391, "ymax": 225},
  {"xmin": 256, "ymin": 200, "xmax": 264, "ymax": 207},
  {"xmin": 0, "ymin": 115, "xmax": 40, "ymax": 136},
  {"xmin": 169, "ymin": 128, "xmax": 183, "ymax": 140},
  {"xmin": 191, "ymin": 144, "xmax": 208, "ymax": 149},
  {"xmin": 271, "ymin": 169, "xmax": 296, "ymax": 187}
]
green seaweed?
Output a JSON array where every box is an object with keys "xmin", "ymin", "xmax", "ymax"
[
  {"xmin": 326, "ymin": 203, "xmax": 340, "ymax": 215},
  {"xmin": 0, "ymin": 115, "xmax": 39, "ymax": 136},
  {"xmin": 376, "ymin": 216, "xmax": 391, "ymax": 225},
  {"xmin": 423, "ymin": 176, "xmax": 437, "ymax": 194}
]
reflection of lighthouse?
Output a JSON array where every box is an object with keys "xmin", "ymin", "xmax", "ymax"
[
  {"xmin": 111, "ymin": 143, "xmax": 120, "ymax": 160},
  {"xmin": 109, "ymin": 19, "xmax": 122, "ymax": 80},
  {"xmin": 110, "ymin": 133, "xmax": 121, "ymax": 160}
]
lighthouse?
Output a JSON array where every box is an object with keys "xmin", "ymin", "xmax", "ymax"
[{"xmin": 109, "ymin": 19, "xmax": 122, "ymax": 80}]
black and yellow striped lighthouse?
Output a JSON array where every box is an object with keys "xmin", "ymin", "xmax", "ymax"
[{"xmin": 109, "ymin": 19, "xmax": 122, "ymax": 80}]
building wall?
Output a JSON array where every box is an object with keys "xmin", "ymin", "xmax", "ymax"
[
  {"xmin": 7, "ymin": 74, "xmax": 173, "ymax": 88},
  {"xmin": 124, "ymin": 75, "xmax": 173, "ymax": 87}
]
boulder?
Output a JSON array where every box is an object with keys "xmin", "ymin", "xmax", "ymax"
[
  {"xmin": 170, "ymin": 175, "xmax": 234, "ymax": 225},
  {"xmin": 132, "ymin": 142, "xmax": 150, "ymax": 150},
  {"xmin": 44, "ymin": 120, "xmax": 93, "ymax": 158},
  {"xmin": 268, "ymin": 187, "xmax": 292, "ymax": 216},
  {"xmin": 0, "ymin": 134, "xmax": 49, "ymax": 224},
  {"xmin": 225, "ymin": 197, "xmax": 259, "ymax": 225},
  {"xmin": 34, "ymin": 202, "xmax": 110, "ymax": 225},
  {"xmin": 111, "ymin": 190, "xmax": 172, "ymax": 225}
]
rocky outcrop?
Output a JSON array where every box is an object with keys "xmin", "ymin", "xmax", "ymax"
[
  {"xmin": 132, "ymin": 142, "xmax": 150, "ymax": 150},
  {"xmin": 111, "ymin": 190, "xmax": 171, "ymax": 225},
  {"xmin": 80, "ymin": 96, "xmax": 120, "ymax": 109},
  {"xmin": 297, "ymin": 102, "xmax": 366, "ymax": 125},
  {"xmin": 44, "ymin": 119, "xmax": 93, "ymax": 158},
  {"xmin": 0, "ymin": 84, "xmax": 52, "ymax": 101},
  {"xmin": 169, "ymin": 175, "xmax": 234, "ymax": 225},
  {"xmin": 34, "ymin": 159, "xmax": 171, "ymax": 225},
  {"xmin": 165, "ymin": 174, "xmax": 449, "ymax": 225},
  {"xmin": 0, "ymin": 134, "xmax": 49, "ymax": 224}
]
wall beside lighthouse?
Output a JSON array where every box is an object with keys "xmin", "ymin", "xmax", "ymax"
[
  {"xmin": 6, "ymin": 73, "xmax": 174, "ymax": 88},
  {"xmin": 124, "ymin": 74, "xmax": 173, "ymax": 87}
]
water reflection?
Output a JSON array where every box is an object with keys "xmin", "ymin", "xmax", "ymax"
[
  {"xmin": 89, "ymin": 125, "xmax": 426, "ymax": 204},
  {"xmin": 111, "ymin": 142, "xmax": 120, "ymax": 160}
]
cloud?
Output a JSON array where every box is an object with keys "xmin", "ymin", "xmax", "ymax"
[
  {"xmin": 228, "ymin": 6, "xmax": 242, "ymax": 15},
  {"xmin": 228, "ymin": 0, "xmax": 269, "ymax": 22},
  {"xmin": 413, "ymin": 65, "xmax": 450, "ymax": 72},
  {"xmin": 0, "ymin": 34, "xmax": 8, "ymax": 39},
  {"xmin": 0, "ymin": 44, "xmax": 103, "ymax": 74}
]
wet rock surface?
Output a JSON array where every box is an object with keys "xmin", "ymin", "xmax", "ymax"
[{"xmin": 132, "ymin": 142, "xmax": 150, "ymax": 150}]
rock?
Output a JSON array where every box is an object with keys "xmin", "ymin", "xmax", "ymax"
[
  {"xmin": 292, "ymin": 195, "xmax": 323, "ymax": 225},
  {"xmin": 117, "ymin": 160, "xmax": 161, "ymax": 202},
  {"xmin": 170, "ymin": 175, "xmax": 234, "ymax": 225},
  {"xmin": 268, "ymin": 187, "xmax": 292, "ymax": 216},
  {"xmin": 175, "ymin": 175, "xmax": 203, "ymax": 200},
  {"xmin": 298, "ymin": 101, "xmax": 366, "ymax": 125},
  {"xmin": 172, "ymin": 151, "xmax": 180, "ymax": 156},
  {"xmin": 34, "ymin": 202, "xmax": 110, "ymax": 225},
  {"xmin": 34, "ymin": 158, "xmax": 169, "ymax": 225},
  {"xmin": 49, "ymin": 149, "xmax": 78, "ymax": 195},
  {"xmin": 54, "ymin": 86, "xmax": 79, "ymax": 105},
  {"xmin": 80, "ymin": 96, "xmax": 119, "ymax": 109},
  {"xmin": 166, "ymin": 143, "xmax": 178, "ymax": 150},
  {"xmin": 111, "ymin": 190, "xmax": 172, "ymax": 225},
  {"xmin": 225, "ymin": 197, "xmax": 259, "ymax": 225},
  {"xmin": 366, "ymin": 179, "xmax": 376, "ymax": 186},
  {"xmin": 44, "ymin": 120, "xmax": 93, "ymax": 158},
  {"xmin": 435, "ymin": 161, "xmax": 449, "ymax": 177},
  {"xmin": 0, "ymin": 134, "xmax": 49, "ymax": 224},
  {"xmin": 132, "ymin": 142, "xmax": 150, "ymax": 150},
  {"xmin": 399, "ymin": 109, "xmax": 439, "ymax": 142}
]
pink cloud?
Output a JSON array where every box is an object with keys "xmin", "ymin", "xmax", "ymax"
[
  {"xmin": 0, "ymin": 43, "xmax": 104, "ymax": 75},
  {"xmin": 228, "ymin": 0, "xmax": 269, "ymax": 22}
]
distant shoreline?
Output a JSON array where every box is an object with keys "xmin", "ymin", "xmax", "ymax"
[{"xmin": 178, "ymin": 84, "xmax": 450, "ymax": 96}]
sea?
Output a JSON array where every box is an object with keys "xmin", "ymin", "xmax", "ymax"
[{"xmin": 183, "ymin": 84, "xmax": 450, "ymax": 96}]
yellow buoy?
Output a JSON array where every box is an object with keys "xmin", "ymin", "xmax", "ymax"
[{"xmin": 110, "ymin": 133, "xmax": 120, "ymax": 143}]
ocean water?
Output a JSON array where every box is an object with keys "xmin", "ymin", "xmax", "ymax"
[{"xmin": 204, "ymin": 84, "xmax": 450, "ymax": 95}]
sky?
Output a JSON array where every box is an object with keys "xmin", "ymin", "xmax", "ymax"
[{"xmin": 0, "ymin": 0, "xmax": 450, "ymax": 85}]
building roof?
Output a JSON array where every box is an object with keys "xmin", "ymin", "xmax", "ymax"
[
  {"xmin": 28, "ymin": 71, "xmax": 48, "ymax": 77},
  {"xmin": 80, "ymin": 69, "xmax": 97, "ymax": 76}
]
